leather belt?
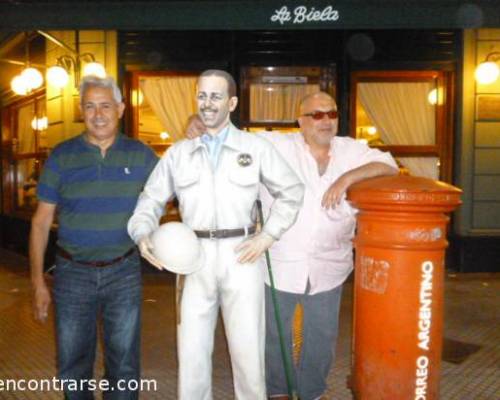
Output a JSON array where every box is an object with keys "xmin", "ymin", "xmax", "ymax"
[
  {"xmin": 56, "ymin": 246, "xmax": 135, "ymax": 267},
  {"xmin": 194, "ymin": 226, "xmax": 256, "ymax": 240}
]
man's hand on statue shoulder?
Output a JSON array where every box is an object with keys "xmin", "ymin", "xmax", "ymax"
[{"xmin": 185, "ymin": 114, "xmax": 206, "ymax": 139}]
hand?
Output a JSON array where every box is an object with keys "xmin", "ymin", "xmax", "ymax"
[
  {"xmin": 321, "ymin": 174, "xmax": 350, "ymax": 209},
  {"xmin": 138, "ymin": 235, "xmax": 166, "ymax": 270},
  {"xmin": 322, "ymin": 162, "xmax": 399, "ymax": 209},
  {"xmin": 235, "ymin": 232, "xmax": 275, "ymax": 264},
  {"xmin": 32, "ymin": 281, "xmax": 51, "ymax": 323},
  {"xmin": 185, "ymin": 114, "xmax": 206, "ymax": 139}
]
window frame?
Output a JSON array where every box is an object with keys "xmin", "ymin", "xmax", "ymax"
[
  {"xmin": 239, "ymin": 65, "xmax": 337, "ymax": 130},
  {"xmin": 1, "ymin": 89, "xmax": 47, "ymax": 217},
  {"xmin": 350, "ymin": 70, "xmax": 454, "ymax": 182},
  {"xmin": 126, "ymin": 70, "xmax": 200, "ymax": 154}
]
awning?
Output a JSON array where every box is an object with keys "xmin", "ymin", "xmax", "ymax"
[{"xmin": 1, "ymin": 1, "xmax": 499, "ymax": 30}]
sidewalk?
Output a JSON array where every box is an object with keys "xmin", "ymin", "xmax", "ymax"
[{"xmin": 0, "ymin": 248, "xmax": 498, "ymax": 399}]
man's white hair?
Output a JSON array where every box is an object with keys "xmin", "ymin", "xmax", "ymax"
[{"xmin": 79, "ymin": 75, "xmax": 122, "ymax": 104}]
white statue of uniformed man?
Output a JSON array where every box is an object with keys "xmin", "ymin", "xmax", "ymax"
[{"xmin": 128, "ymin": 69, "xmax": 304, "ymax": 399}]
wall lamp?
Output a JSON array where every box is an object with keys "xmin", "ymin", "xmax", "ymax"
[
  {"xmin": 4, "ymin": 59, "xmax": 45, "ymax": 95},
  {"xmin": 475, "ymin": 51, "xmax": 500, "ymax": 85},
  {"xmin": 1, "ymin": 32, "xmax": 44, "ymax": 95},
  {"xmin": 1, "ymin": 30, "xmax": 106, "ymax": 96},
  {"xmin": 47, "ymin": 52, "xmax": 106, "ymax": 89},
  {"xmin": 39, "ymin": 30, "xmax": 106, "ymax": 90}
]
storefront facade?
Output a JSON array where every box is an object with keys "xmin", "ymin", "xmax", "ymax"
[{"xmin": 1, "ymin": 1, "xmax": 499, "ymax": 271}]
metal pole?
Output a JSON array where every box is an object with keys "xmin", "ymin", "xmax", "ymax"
[
  {"xmin": 256, "ymin": 200, "xmax": 299, "ymax": 400},
  {"xmin": 36, "ymin": 30, "xmax": 79, "ymax": 56}
]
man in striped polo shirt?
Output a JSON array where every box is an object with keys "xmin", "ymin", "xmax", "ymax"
[{"xmin": 30, "ymin": 75, "xmax": 157, "ymax": 399}]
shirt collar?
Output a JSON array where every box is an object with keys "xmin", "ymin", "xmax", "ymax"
[
  {"xmin": 299, "ymin": 133, "xmax": 335, "ymax": 157},
  {"xmin": 222, "ymin": 123, "xmax": 246, "ymax": 152},
  {"xmin": 200, "ymin": 124, "xmax": 230, "ymax": 145},
  {"xmin": 190, "ymin": 123, "xmax": 243, "ymax": 154},
  {"xmin": 80, "ymin": 132, "xmax": 122, "ymax": 153}
]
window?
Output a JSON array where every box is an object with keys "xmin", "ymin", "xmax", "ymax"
[
  {"xmin": 1, "ymin": 91, "xmax": 47, "ymax": 215},
  {"xmin": 128, "ymin": 71, "xmax": 198, "ymax": 154},
  {"xmin": 240, "ymin": 66, "xmax": 336, "ymax": 131},
  {"xmin": 351, "ymin": 71, "xmax": 454, "ymax": 181},
  {"xmin": 127, "ymin": 71, "xmax": 198, "ymax": 222}
]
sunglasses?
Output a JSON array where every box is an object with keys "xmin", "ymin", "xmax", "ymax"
[{"xmin": 302, "ymin": 110, "xmax": 338, "ymax": 120}]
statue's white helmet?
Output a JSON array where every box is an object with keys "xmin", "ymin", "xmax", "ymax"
[{"xmin": 150, "ymin": 222, "xmax": 203, "ymax": 274}]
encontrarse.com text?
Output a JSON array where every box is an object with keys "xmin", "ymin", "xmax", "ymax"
[{"xmin": 0, "ymin": 378, "xmax": 157, "ymax": 392}]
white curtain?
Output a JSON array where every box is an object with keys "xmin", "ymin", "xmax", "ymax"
[
  {"xmin": 358, "ymin": 82, "xmax": 439, "ymax": 179},
  {"xmin": 140, "ymin": 76, "xmax": 197, "ymax": 142},
  {"xmin": 396, "ymin": 157, "xmax": 439, "ymax": 180},
  {"xmin": 250, "ymin": 84, "xmax": 319, "ymax": 122}
]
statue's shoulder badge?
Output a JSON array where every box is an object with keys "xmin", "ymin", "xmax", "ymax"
[{"xmin": 237, "ymin": 153, "xmax": 252, "ymax": 167}]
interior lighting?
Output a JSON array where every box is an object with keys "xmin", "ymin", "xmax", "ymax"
[
  {"xmin": 31, "ymin": 116, "xmax": 48, "ymax": 131},
  {"xmin": 160, "ymin": 132, "xmax": 170, "ymax": 140},
  {"xmin": 428, "ymin": 88, "xmax": 438, "ymax": 105}
]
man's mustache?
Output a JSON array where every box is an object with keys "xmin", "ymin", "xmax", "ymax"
[
  {"xmin": 201, "ymin": 107, "xmax": 218, "ymax": 113},
  {"xmin": 91, "ymin": 118, "xmax": 107, "ymax": 124}
]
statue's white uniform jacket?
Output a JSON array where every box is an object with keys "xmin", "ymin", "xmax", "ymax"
[{"xmin": 128, "ymin": 124, "xmax": 304, "ymax": 400}]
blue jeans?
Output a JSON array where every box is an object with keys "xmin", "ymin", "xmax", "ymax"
[
  {"xmin": 265, "ymin": 283, "xmax": 342, "ymax": 400},
  {"xmin": 53, "ymin": 251, "xmax": 142, "ymax": 400}
]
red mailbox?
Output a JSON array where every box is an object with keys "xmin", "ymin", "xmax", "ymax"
[{"xmin": 347, "ymin": 175, "xmax": 462, "ymax": 400}]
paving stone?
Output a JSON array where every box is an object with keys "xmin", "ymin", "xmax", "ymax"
[{"xmin": 0, "ymin": 249, "xmax": 498, "ymax": 399}]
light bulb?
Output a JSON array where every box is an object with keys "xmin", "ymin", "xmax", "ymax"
[
  {"xmin": 11, "ymin": 75, "xmax": 29, "ymax": 95},
  {"xmin": 40, "ymin": 116, "xmax": 48, "ymax": 130},
  {"xmin": 21, "ymin": 67, "xmax": 44, "ymax": 90},
  {"xmin": 367, "ymin": 126, "xmax": 377, "ymax": 135},
  {"xmin": 475, "ymin": 61, "xmax": 500, "ymax": 85},
  {"xmin": 47, "ymin": 65, "xmax": 69, "ymax": 88},
  {"xmin": 428, "ymin": 88, "xmax": 438, "ymax": 105},
  {"xmin": 82, "ymin": 62, "xmax": 106, "ymax": 78},
  {"xmin": 160, "ymin": 132, "xmax": 170, "ymax": 140},
  {"xmin": 31, "ymin": 116, "xmax": 48, "ymax": 131},
  {"xmin": 132, "ymin": 89, "xmax": 144, "ymax": 107}
]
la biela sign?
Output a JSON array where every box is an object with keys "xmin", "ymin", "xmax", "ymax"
[{"xmin": 270, "ymin": 5, "xmax": 340, "ymax": 25}]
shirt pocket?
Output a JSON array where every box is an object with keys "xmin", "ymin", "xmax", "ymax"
[
  {"xmin": 227, "ymin": 167, "xmax": 260, "ymax": 210},
  {"xmin": 319, "ymin": 203, "xmax": 356, "ymax": 250},
  {"xmin": 174, "ymin": 170, "xmax": 201, "ymax": 198},
  {"xmin": 228, "ymin": 167, "xmax": 259, "ymax": 187}
]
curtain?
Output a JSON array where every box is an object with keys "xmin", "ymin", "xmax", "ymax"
[
  {"xmin": 250, "ymin": 83, "xmax": 319, "ymax": 122},
  {"xmin": 358, "ymin": 82, "xmax": 439, "ymax": 179},
  {"xmin": 397, "ymin": 157, "xmax": 439, "ymax": 180},
  {"xmin": 140, "ymin": 76, "xmax": 197, "ymax": 142}
]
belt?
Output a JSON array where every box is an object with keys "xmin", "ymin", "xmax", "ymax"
[
  {"xmin": 56, "ymin": 246, "xmax": 135, "ymax": 267},
  {"xmin": 194, "ymin": 226, "xmax": 256, "ymax": 240}
]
